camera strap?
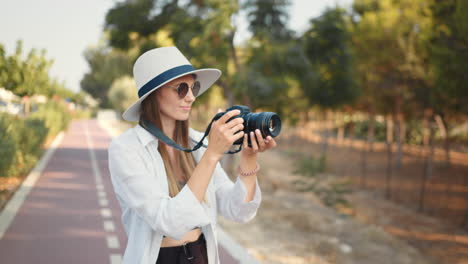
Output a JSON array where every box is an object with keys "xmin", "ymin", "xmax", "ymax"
[{"xmin": 139, "ymin": 119, "xmax": 243, "ymax": 154}]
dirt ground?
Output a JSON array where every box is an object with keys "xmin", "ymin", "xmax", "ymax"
[{"xmin": 216, "ymin": 130, "xmax": 467, "ymax": 264}]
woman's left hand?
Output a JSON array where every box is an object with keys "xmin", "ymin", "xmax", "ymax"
[{"xmin": 241, "ymin": 129, "xmax": 277, "ymax": 157}]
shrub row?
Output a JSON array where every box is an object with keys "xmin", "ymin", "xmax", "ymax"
[{"xmin": 0, "ymin": 102, "xmax": 71, "ymax": 178}]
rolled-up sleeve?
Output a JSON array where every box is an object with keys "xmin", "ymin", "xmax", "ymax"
[
  {"xmin": 108, "ymin": 141, "xmax": 211, "ymax": 240},
  {"xmin": 213, "ymin": 162, "xmax": 262, "ymax": 223}
]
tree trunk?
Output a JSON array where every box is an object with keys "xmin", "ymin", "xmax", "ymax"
[
  {"xmin": 337, "ymin": 125, "xmax": 345, "ymax": 145},
  {"xmin": 419, "ymin": 109, "xmax": 434, "ymax": 212},
  {"xmin": 302, "ymin": 110, "xmax": 310, "ymax": 124},
  {"xmin": 394, "ymin": 92, "xmax": 403, "ymax": 169},
  {"xmin": 336, "ymin": 112, "xmax": 345, "ymax": 145},
  {"xmin": 321, "ymin": 110, "xmax": 330, "ymax": 157},
  {"xmin": 348, "ymin": 120, "xmax": 355, "ymax": 148},
  {"xmin": 217, "ymin": 80, "xmax": 234, "ymax": 107},
  {"xmin": 228, "ymin": 29, "xmax": 240, "ymax": 73},
  {"xmin": 361, "ymin": 112, "xmax": 374, "ymax": 188},
  {"xmin": 434, "ymin": 114, "xmax": 450, "ymax": 167},
  {"xmin": 361, "ymin": 134, "xmax": 368, "ymax": 188},
  {"xmin": 400, "ymin": 118, "xmax": 406, "ymax": 148},
  {"xmin": 367, "ymin": 111, "xmax": 375, "ymax": 152},
  {"xmin": 395, "ymin": 95, "xmax": 403, "ymax": 169},
  {"xmin": 216, "ymin": 74, "xmax": 235, "ymax": 173},
  {"xmin": 385, "ymin": 114, "xmax": 394, "ymax": 199}
]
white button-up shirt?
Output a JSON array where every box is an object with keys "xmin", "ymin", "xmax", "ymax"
[{"xmin": 108, "ymin": 124, "xmax": 262, "ymax": 264}]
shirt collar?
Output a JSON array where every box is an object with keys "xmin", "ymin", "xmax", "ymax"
[{"xmin": 135, "ymin": 124, "xmax": 159, "ymax": 147}]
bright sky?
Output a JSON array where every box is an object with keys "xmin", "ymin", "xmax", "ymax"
[{"xmin": 0, "ymin": 0, "xmax": 352, "ymax": 93}]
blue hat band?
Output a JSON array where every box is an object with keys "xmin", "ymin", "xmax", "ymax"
[{"xmin": 138, "ymin": 64, "xmax": 195, "ymax": 98}]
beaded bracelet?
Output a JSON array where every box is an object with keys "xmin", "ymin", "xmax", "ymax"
[{"xmin": 238, "ymin": 162, "xmax": 260, "ymax": 176}]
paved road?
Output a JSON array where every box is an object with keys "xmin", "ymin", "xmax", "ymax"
[{"xmin": 0, "ymin": 119, "xmax": 239, "ymax": 264}]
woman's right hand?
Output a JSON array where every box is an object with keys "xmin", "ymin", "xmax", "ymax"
[{"xmin": 206, "ymin": 109, "xmax": 245, "ymax": 161}]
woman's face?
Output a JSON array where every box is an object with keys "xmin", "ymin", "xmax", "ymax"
[{"xmin": 155, "ymin": 74, "xmax": 196, "ymax": 122}]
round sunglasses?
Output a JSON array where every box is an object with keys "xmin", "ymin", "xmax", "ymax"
[{"xmin": 166, "ymin": 81, "xmax": 201, "ymax": 99}]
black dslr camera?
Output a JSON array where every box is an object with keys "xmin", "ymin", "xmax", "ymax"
[{"xmin": 213, "ymin": 105, "xmax": 282, "ymax": 146}]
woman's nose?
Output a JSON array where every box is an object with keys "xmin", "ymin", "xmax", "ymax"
[{"xmin": 185, "ymin": 87, "xmax": 196, "ymax": 102}]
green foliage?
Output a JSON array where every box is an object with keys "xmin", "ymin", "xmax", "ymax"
[
  {"xmin": 351, "ymin": 0, "xmax": 433, "ymax": 115},
  {"xmin": 101, "ymin": 0, "xmax": 301, "ymax": 117},
  {"xmin": 0, "ymin": 113, "xmax": 47, "ymax": 177},
  {"xmin": 430, "ymin": 0, "xmax": 468, "ymax": 115},
  {"xmin": 80, "ymin": 46, "xmax": 132, "ymax": 108},
  {"xmin": 303, "ymin": 7, "xmax": 360, "ymax": 109},
  {"xmin": 293, "ymin": 154, "xmax": 327, "ymax": 177},
  {"xmin": 314, "ymin": 179, "xmax": 352, "ymax": 208},
  {"xmin": 0, "ymin": 114, "xmax": 16, "ymax": 176},
  {"xmin": 0, "ymin": 40, "xmax": 81, "ymax": 103},
  {"xmin": 340, "ymin": 119, "xmax": 387, "ymax": 142},
  {"xmin": 0, "ymin": 102, "xmax": 70, "ymax": 178},
  {"xmin": 0, "ymin": 40, "xmax": 53, "ymax": 97},
  {"xmin": 105, "ymin": 0, "xmax": 158, "ymax": 50},
  {"xmin": 96, "ymin": 0, "xmax": 467, "ymax": 132},
  {"xmin": 108, "ymin": 75, "xmax": 138, "ymax": 113},
  {"xmin": 29, "ymin": 102, "xmax": 71, "ymax": 138},
  {"xmin": 238, "ymin": 41, "xmax": 310, "ymax": 118},
  {"xmin": 243, "ymin": 0, "xmax": 292, "ymax": 40}
]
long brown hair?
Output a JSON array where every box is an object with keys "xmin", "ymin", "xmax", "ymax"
[{"xmin": 140, "ymin": 90, "xmax": 199, "ymax": 199}]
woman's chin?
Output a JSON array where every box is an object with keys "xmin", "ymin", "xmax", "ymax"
[{"xmin": 175, "ymin": 114, "xmax": 190, "ymax": 121}]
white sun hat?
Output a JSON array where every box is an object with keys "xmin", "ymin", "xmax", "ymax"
[{"xmin": 122, "ymin": 46, "xmax": 222, "ymax": 122}]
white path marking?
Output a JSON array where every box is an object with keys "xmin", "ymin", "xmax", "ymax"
[
  {"xmin": 104, "ymin": 220, "xmax": 115, "ymax": 232},
  {"xmin": 110, "ymin": 254, "xmax": 122, "ymax": 264},
  {"xmin": 85, "ymin": 122, "xmax": 124, "ymax": 262},
  {"xmin": 99, "ymin": 198, "xmax": 109, "ymax": 207},
  {"xmin": 97, "ymin": 190, "xmax": 107, "ymax": 198},
  {"xmin": 106, "ymin": 235, "xmax": 120, "ymax": 249},
  {"xmin": 101, "ymin": 208, "xmax": 112, "ymax": 218}
]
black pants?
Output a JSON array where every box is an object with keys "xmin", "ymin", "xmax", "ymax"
[{"xmin": 156, "ymin": 233, "xmax": 208, "ymax": 264}]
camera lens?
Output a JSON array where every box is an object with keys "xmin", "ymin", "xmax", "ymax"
[
  {"xmin": 268, "ymin": 114, "xmax": 281, "ymax": 137},
  {"xmin": 247, "ymin": 112, "xmax": 281, "ymax": 138}
]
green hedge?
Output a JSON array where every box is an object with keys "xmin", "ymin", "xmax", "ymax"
[{"xmin": 0, "ymin": 102, "xmax": 70, "ymax": 178}]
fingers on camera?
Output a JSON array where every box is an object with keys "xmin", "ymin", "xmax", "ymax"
[
  {"xmin": 255, "ymin": 129, "xmax": 266, "ymax": 148},
  {"xmin": 218, "ymin": 109, "xmax": 241, "ymax": 124},
  {"xmin": 250, "ymin": 131, "xmax": 259, "ymax": 152}
]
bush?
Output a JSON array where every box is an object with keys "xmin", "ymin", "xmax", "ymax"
[
  {"xmin": 0, "ymin": 114, "xmax": 16, "ymax": 177},
  {"xmin": 108, "ymin": 75, "xmax": 138, "ymax": 113},
  {"xmin": 29, "ymin": 101, "xmax": 71, "ymax": 140},
  {"xmin": 292, "ymin": 154, "xmax": 352, "ymax": 209},
  {"xmin": 351, "ymin": 120, "xmax": 387, "ymax": 142},
  {"xmin": 0, "ymin": 102, "xmax": 70, "ymax": 178},
  {"xmin": 293, "ymin": 154, "xmax": 327, "ymax": 177}
]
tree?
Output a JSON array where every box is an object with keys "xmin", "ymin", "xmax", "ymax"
[
  {"xmin": 302, "ymin": 7, "xmax": 360, "ymax": 157},
  {"xmin": 0, "ymin": 40, "xmax": 76, "ymax": 110},
  {"xmin": 243, "ymin": 0, "xmax": 292, "ymax": 41},
  {"xmin": 80, "ymin": 45, "xmax": 132, "ymax": 108},
  {"xmin": 303, "ymin": 7, "xmax": 359, "ymax": 109},
  {"xmin": 429, "ymin": 0, "xmax": 468, "ymax": 167},
  {"xmin": 352, "ymin": 0, "xmax": 433, "ymax": 170},
  {"xmin": 238, "ymin": 0, "xmax": 313, "ymax": 122},
  {"xmin": 104, "ymin": 0, "xmax": 258, "ymax": 110},
  {"xmin": 0, "ymin": 40, "xmax": 53, "ymax": 97}
]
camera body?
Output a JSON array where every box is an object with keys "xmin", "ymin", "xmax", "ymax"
[{"xmin": 213, "ymin": 105, "xmax": 282, "ymax": 146}]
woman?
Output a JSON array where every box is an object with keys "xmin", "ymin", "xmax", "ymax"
[{"xmin": 108, "ymin": 47, "xmax": 276, "ymax": 264}]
